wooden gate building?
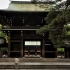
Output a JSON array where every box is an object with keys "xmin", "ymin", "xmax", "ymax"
[{"xmin": 0, "ymin": 1, "xmax": 67, "ymax": 58}]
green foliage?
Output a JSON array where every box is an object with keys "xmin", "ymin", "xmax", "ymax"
[
  {"xmin": 0, "ymin": 24, "xmax": 9, "ymax": 43},
  {"xmin": 0, "ymin": 31, "xmax": 7, "ymax": 37},
  {"xmin": 0, "ymin": 24, "xmax": 2, "ymax": 30},
  {"xmin": 64, "ymin": 23, "xmax": 70, "ymax": 36},
  {"xmin": 67, "ymin": 31, "xmax": 70, "ymax": 36},
  {"xmin": 1, "ymin": 47, "xmax": 8, "ymax": 51},
  {"xmin": 65, "ymin": 11, "xmax": 70, "ymax": 22},
  {"xmin": 57, "ymin": 48, "xmax": 64, "ymax": 52},
  {"xmin": 0, "ymin": 24, "xmax": 7, "ymax": 37},
  {"xmin": 36, "ymin": 25, "xmax": 48, "ymax": 35},
  {"xmin": 56, "ymin": 0, "xmax": 62, "ymax": 1},
  {"xmin": 44, "ymin": 9, "xmax": 58, "ymax": 24},
  {"xmin": 31, "ymin": 0, "xmax": 37, "ymax": 3},
  {"xmin": 37, "ymin": 10, "xmax": 70, "ymax": 48}
]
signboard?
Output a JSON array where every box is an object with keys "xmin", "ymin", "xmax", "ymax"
[{"xmin": 25, "ymin": 41, "xmax": 41, "ymax": 45}]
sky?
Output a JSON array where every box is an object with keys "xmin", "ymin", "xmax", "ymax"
[{"xmin": 0, "ymin": 0, "xmax": 67, "ymax": 9}]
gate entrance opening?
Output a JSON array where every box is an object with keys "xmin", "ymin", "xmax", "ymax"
[{"xmin": 24, "ymin": 41, "xmax": 41, "ymax": 57}]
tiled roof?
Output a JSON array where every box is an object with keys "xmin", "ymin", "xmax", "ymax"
[{"xmin": 6, "ymin": 2, "xmax": 54, "ymax": 12}]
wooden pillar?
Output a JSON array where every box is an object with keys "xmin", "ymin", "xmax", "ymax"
[
  {"xmin": 21, "ymin": 31, "xmax": 23, "ymax": 57},
  {"xmin": 55, "ymin": 48, "xmax": 57, "ymax": 58},
  {"xmin": 21, "ymin": 38, "xmax": 23, "ymax": 57},
  {"xmin": 8, "ymin": 37, "xmax": 10, "ymax": 57},
  {"xmin": 0, "ymin": 48, "xmax": 2, "ymax": 57},
  {"xmin": 67, "ymin": 48, "xmax": 69, "ymax": 58},
  {"xmin": 8, "ymin": 31, "xmax": 10, "ymax": 57},
  {"xmin": 42, "ymin": 36, "xmax": 45, "ymax": 57},
  {"xmin": 64, "ymin": 48, "xmax": 65, "ymax": 58}
]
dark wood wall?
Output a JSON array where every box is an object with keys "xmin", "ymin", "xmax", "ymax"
[{"xmin": 0, "ymin": 11, "xmax": 47, "ymax": 26}]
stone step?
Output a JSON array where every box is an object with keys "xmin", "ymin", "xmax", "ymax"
[
  {"xmin": 0, "ymin": 58, "xmax": 70, "ymax": 69},
  {"xmin": 0, "ymin": 65, "xmax": 70, "ymax": 69},
  {"xmin": 0, "ymin": 62, "xmax": 70, "ymax": 69},
  {"xmin": 0, "ymin": 58, "xmax": 70, "ymax": 62}
]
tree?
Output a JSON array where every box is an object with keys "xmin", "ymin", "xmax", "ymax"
[
  {"xmin": 31, "ymin": 0, "xmax": 55, "ymax": 4},
  {"xmin": 0, "ymin": 24, "xmax": 9, "ymax": 43},
  {"xmin": 36, "ymin": 0, "xmax": 70, "ymax": 47}
]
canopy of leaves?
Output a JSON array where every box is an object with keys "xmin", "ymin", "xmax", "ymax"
[{"xmin": 36, "ymin": 0, "xmax": 70, "ymax": 47}]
